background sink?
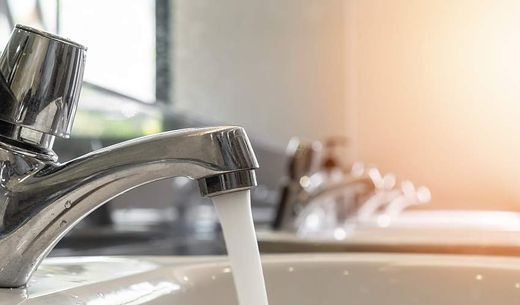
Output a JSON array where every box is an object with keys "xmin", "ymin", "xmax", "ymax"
[
  {"xmin": 259, "ymin": 210, "xmax": 520, "ymax": 256},
  {"xmin": 2, "ymin": 254, "xmax": 520, "ymax": 304},
  {"xmin": 258, "ymin": 229, "xmax": 520, "ymax": 256}
]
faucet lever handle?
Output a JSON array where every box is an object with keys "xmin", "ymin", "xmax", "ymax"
[{"xmin": 0, "ymin": 24, "xmax": 87, "ymax": 139}]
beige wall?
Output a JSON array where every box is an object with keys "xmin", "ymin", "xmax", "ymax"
[
  {"xmin": 173, "ymin": 0, "xmax": 520, "ymax": 210},
  {"xmin": 172, "ymin": 0, "xmax": 347, "ymax": 149},
  {"xmin": 349, "ymin": 0, "xmax": 520, "ymax": 209}
]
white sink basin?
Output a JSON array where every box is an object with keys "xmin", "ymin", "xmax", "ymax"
[{"xmin": 2, "ymin": 254, "xmax": 520, "ymax": 304}]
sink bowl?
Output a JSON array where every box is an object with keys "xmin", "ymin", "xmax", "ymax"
[{"xmin": 2, "ymin": 254, "xmax": 520, "ymax": 304}]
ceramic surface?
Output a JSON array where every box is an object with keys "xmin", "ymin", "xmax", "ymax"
[
  {"xmin": 259, "ymin": 210, "xmax": 520, "ymax": 256},
  {"xmin": 1, "ymin": 254, "xmax": 520, "ymax": 304}
]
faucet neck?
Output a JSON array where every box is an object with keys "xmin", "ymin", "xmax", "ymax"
[{"xmin": 0, "ymin": 126, "xmax": 258, "ymax": 288}]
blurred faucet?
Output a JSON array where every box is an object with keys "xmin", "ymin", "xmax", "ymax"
[
  {"xmin": 272, "ymin": 137, "xmax": 374, "ymax": 231},
  {"xmin": 273, "ymin": 135, "xmax": 432, "ymax": 234},
  {"xmin": 0, "ymin": 25, "xmax": 259, "ymax": 287},
  {"xmin": 382, "ymin": 181, "xmax": 431, "ymax": 219},
  {"xmin": 272, "ymin": 137, "xmax": 322, "ymax": 230}
]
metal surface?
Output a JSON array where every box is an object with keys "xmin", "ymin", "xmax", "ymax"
[
  {"xmin": 286, "ymin": 137, "xmax": 322, "ymax": 180},
  {"xmin": 0, "ymin": 26, "xmax": 259, "ymax": 288},
  {"xmin": 199, "ymin": 169, "xmax": 257, "ymax": 197},
  {"xmin": 272, "ymin": 138, "xmax": 322, "ymax": 229},
  {"xmin": 273, "ymin": 138, "xmax": 373, "ymax": 231},
  {"xmin": 0, "ymin": 24, "xmax": 86, "ymax": 140}
]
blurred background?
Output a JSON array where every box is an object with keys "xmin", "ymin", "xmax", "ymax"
[{"xmin": 2, "ymin": 0, "xmax": 520, "ymax": 256}]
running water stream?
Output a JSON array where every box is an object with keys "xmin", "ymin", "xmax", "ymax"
[{"xmin": 211, "ymin": 190, "xmax": 270, "ymax": 305}]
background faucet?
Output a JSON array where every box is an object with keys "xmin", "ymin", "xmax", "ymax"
[
  {"xmin": 273, "ymin": 135, "xmax": 432, "ymax": 235},
  {"xmin": 272, "ymin": 137, "xmax": 323, "ymax": 230},
  {"xmin": 0, "ymin": 25, "xmax": 259, "ymax": 288},
  {"xmin": 272, "ymin": 137, "xmax": 375, "ymax": 231}
]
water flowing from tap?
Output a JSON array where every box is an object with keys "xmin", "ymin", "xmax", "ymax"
[{"xmin": 212, "ymin": 190, "xmax": 269, "ymax": 305}]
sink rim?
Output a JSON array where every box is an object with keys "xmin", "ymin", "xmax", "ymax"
[{"xmin": 4, "ymin": 253, "xmax": 520, "ymax": 304}]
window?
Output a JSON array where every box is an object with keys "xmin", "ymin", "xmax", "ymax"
[
  {"xmin": 60, "ymin": 0, "xmax": 156, "ymax": 103},
  {"xmin": 1, "ymin": 0, "xmax": 167, "ymax": 103}
]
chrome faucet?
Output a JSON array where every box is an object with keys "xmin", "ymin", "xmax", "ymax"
[
  {"xmin": 0, "ymin": 25, "xmax": 258, "ymax": 288},
  {"xmin": 272, "ymin": 137, "xmax": 374, "ymax": 231}
]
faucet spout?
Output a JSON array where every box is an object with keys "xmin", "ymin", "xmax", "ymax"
[{"xmin": 0, "ymin": 126, "xmax": 258, "ymax": 287}]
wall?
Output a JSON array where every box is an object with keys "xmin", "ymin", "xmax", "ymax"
[
  {"xmin": 172, "ymin": 0, "xmax": 347, "ymax": 149},
  {"xmin": 348, "ymin": 0, "xmax": 520, "ymax": 209},
  {"xmin": 173, "ymin": 0, "xmax": 520, "ymax": 210}
]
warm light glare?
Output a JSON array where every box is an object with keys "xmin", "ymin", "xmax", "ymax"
[{"xmin": 350, "ymin": 0, "xmax": 520, "ymax": 209}]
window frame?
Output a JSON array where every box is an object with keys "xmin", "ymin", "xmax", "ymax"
[{"xmin": 0, "ymin": 0, "xmax": 172, "ymax": 105}]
